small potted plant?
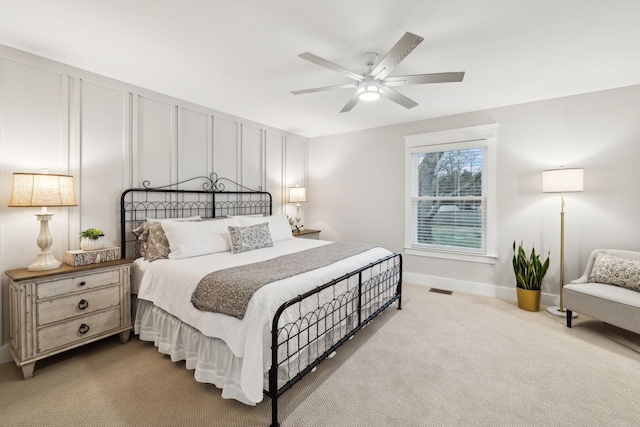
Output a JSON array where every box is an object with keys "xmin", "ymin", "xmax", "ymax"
[
  {"xmin": 80, "ymin": 228, "xmax": 105, "ymax": 251},
  {"xmin": 512, "ymin": 241, "xmax": 550, "ymax": 311}
]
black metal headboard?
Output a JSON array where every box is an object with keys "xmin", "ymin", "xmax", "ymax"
[{"xmin": 120, "ymin": 173, "xmax": 272, "ymax": 259}]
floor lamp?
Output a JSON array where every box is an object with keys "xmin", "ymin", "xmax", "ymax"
[{"xmin": 542, "ymin": 167, "xmax": 583, "ymax": 317}]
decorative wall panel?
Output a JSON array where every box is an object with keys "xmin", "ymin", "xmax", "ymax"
[
  {"xmin": 213, "ymin": 116, "xmax": 239, "ymax": 184},
  {"xmin": 178, "ymin": 107, "xmax": 209, "ymax": 187},
  {"xmin": 136, "ymin": 96, "xmax": 173, "ymax": 188},
  {"xmin": 79, "ymin": 79, "xmax": 126, "ymax": 249},
  {"xmin": 241, "ymin": 124, "xmax": 263, "ymax": 191},
  {"xmin": 0, "ymin": 45, "xmax": 308, "ymax": 350}
]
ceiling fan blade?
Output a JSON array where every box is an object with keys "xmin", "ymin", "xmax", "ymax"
[
  {"xmin": 298, "ymin": 52, "xmax": 365, "ymax": 82},
  {"xmin": 383, "ymin": 72, "xmax": 465, "ymax": 87},
  {"xmin": 369, "ymin": 32, "xmax": 424, "ymax": 80},
  {"xmin": 340, "ymin": 92, "xmax": 360, "ymax": 113},
  {"xmin": 291, "ymin": 82, "xmax": 358, "ymax": 95},
  {"xmin": 380, "ymin": 87, "xmax": 419, "ymax": 109}
]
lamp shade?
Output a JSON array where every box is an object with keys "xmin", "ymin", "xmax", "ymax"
[
  {"xmin": 542, "ymin": 168, "xmax": 583, "ymax": 193},
  {"xmin": 9, "ymin": 173, "xmax": 78, "ymax": 207},
  {"xmin": 288, "ymin": 187, "xmax": 307, "ymax": 203}
]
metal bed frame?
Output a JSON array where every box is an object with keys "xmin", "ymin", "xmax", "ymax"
[{"xmin": 120, "ymin": 174, "xmax": 403, "ymax": 427}]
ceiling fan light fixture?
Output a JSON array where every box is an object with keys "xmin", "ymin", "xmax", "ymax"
[
  {"xmin": 292, "ymin": 32, "xmax": 465, "ymax": 112},
  {"xmin": 357, "ymin": 84, "xmax": 381, "ymax": 101}
]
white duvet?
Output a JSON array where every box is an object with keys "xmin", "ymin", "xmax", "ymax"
[{"xmin": 135, "ymin": 237, "xmax": 393, "ymax": 404}]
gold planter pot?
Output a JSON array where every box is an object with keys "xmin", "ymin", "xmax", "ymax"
[{"xmin": 516, "ymin": 287, "xmax": 541, "ymax": 312}]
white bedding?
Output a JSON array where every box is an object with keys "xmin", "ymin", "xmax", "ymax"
[{"xmin": 133, "ymin": 238, "xmax": 393, "ymax": 404}]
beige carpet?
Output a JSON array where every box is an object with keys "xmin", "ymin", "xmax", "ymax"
[{"xmin": 1, "ymin": 283, "xmax": 640, "ymax": 427}]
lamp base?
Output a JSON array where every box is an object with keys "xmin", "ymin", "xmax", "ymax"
[
  {"xmin": 28, "ymin": 251, "xmax": 62, "ymax": 271},
  {"xmin": 547, "ymin": 306, "xmax": 577, "ymax": 318},
  {"xmin": 28, "ymin": 211, "xmax": 61, "ymax": 271}
]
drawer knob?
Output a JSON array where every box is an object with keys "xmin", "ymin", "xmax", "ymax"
[
  {"xmin": 77, "ymin": 299, "xmax": 89, "ymax": 310},
  {"xmin": 79, "ymin": 324, "xmax": 90, "ymax": 334},
  {"xmin": 79, "ymin": 281, "xmax": 86, "ymax": 286}
]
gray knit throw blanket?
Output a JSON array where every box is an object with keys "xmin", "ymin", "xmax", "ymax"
[{"xmin": 191, "ymin": 242, "xmax": 376, "ymax": 319}]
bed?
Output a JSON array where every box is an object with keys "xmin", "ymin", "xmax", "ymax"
[{"xmin": 120, "ymin": 174, "xmax": 402, "ymax": 427}]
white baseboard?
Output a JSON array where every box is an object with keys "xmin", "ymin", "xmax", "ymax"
[
  {"xmin": 0, "ymin": 343, "xmax": 12, "ymax": 365},
  {"xmin": 403, "ymin": 272, "xmax": 557, "ymax": 307}
]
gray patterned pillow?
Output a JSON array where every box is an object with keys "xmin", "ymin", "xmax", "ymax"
[
  {"xmin": 132, "ymin": 223, "xmax": 149, "ymax": 259},
  {"xmin": 145, "ymin": 222, "xmax": 171, "ymax": 261},
  {"xmin": 131, "ymin": 222, "xmax": 171, "ymax": 261},
  {"xmin": 228, "ymin": 223, "xmax": 273, "ymax": 254},
  {"xmin": 589, "ymin": 253, "xmax": 640, "ymax": 291}
]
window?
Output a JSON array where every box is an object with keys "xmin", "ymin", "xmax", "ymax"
[
  {"xmin": 404, "ymin": 125, "xmax": 497, "ymax": 264},
  {"xmin": 411, "ymin": 147, "xmax": 485, "ymax": 251}
]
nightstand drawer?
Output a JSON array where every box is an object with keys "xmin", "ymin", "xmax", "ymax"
[
  {"xmin": 37, "ymin": 285, "xmax": 121, "ymax": 326},
  {"xmin": 37, "ymin": 269, "xmax": 120, "ymax": 299},
  {"xmin": 37, "ymin": 307, "xmax": 122, "ymax": 353}
]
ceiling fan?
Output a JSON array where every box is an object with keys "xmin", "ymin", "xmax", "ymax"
[{"xmin": 291, "ymin": 32, "xmax": 465, "ymax": 113}]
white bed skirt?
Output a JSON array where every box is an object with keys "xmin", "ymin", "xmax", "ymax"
[
  {"xmin": 135, "ymin": 293, "xmax": 385, "ymax": 406},
  {"xmin": 135, "ymin": 298, "xmax": 260, "ymax": 405}
]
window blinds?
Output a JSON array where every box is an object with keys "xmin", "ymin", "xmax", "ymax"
[{"xmin": 410, "ymin": 147, "xmax": 486, "ymax": 253}]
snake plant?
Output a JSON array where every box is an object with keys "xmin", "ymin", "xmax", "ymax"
[{"xmin": 512, "ymin": 241, "xmax": 550, "ymax": 290}]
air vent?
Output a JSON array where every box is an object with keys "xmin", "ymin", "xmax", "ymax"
[{"xmin": 429, "ymin": 288, "xmax": 453, "ymax": 295}]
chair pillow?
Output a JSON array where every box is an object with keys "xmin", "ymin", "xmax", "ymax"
[
  {"xmin": 589, "ymin": 253, "xmax": 640, "ymax": 291},
  {"xmin": 228, "ymin": 223, "xmax": 274, "ymax": 254}
]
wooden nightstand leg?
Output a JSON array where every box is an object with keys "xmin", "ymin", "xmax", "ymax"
[
  {"xmin": 21, "ymin": 362, "xmax": 36, "ymax": 380},
  {"xmin": 119, "ymin": 330, "xmax": 131, "ymax": 343}
]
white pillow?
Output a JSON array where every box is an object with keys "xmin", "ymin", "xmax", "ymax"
[
  {"xmin": 238, "ymin": 212, "xmax": 293, "ymax": 242},
  {"xmin": 162, "ymin": 217, "xmax": 240, "ymax": 259},
  {"xmin": 146, "ymin": 215, "xmax": 202, "ymax": 223}
]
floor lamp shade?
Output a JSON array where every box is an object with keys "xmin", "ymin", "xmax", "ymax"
[
  {"xmin": 542, "ymin": 168, "xmax": 584, "ymax": 193},
  {"xmin": 542, "ymin": 167, "xmax": 583, "ymax": 317},
  {"xmin": 9, "ymin": 172, "xmax": 78, "ymax": 271}
]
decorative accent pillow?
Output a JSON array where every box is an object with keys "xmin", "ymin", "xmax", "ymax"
[
  {"xmin": 589, "ymin": 253, "xmax": 640, "ymax": 291},
  {"xmin": 163, "ymin": 217, "xmax": 240, "ymax": 259},
  {"xmin": 238, "ymin": 212, "xmax": 293, "ymax": 242},
  {"xmin": 132, "ymin": 223, "xmax": 149, "ymax": 259},
  {"xmin": 228, "ymin": 223, "xmax": 274, "ymax": 254},
  {"xmin": 144, "ymin": 223, "xmax": 172, "ymax": 261},
  {"xmin": 131, "ymin": 222, "xmax": 171, "ymax": 261}
]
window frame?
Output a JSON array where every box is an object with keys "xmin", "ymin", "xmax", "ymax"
[{"xmin": 404, "ymin": 124, "xmax": 498, "ymax": 264}]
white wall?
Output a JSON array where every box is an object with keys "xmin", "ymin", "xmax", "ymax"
[
  {"xmin": 309, "ymin": 84, "xmax": 640, "ymax": 304},
  {"xmin": 0, "ymin": 45, "xmax": 309, "ymax": 354}
]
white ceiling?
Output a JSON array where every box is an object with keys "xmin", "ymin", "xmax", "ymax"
[{"xmin": 1, "ymin": 0, "xmax": 640, "ymax": 138}]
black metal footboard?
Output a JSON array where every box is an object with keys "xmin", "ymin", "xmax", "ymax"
[{"xmin": 266, "ymin": 252, "xmax": 403, "ymax": 427}]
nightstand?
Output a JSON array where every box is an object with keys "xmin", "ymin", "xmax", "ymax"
[
  {"xmin": 7, "ymin": 259, "xmax": 132, "ymax": 379},
  {"xmin": 293, "ymin": 229, "xmax": 321, "ymax": 239}
]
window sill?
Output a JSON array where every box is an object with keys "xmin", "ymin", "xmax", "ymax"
[{"xmin": 404, "ymin": 247, "xmax": 497, "ymax": 265}]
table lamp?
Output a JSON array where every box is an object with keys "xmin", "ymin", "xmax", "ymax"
[{"xmin": 9, "ymin": 171, "xmax": 77, "ymax": 271}]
